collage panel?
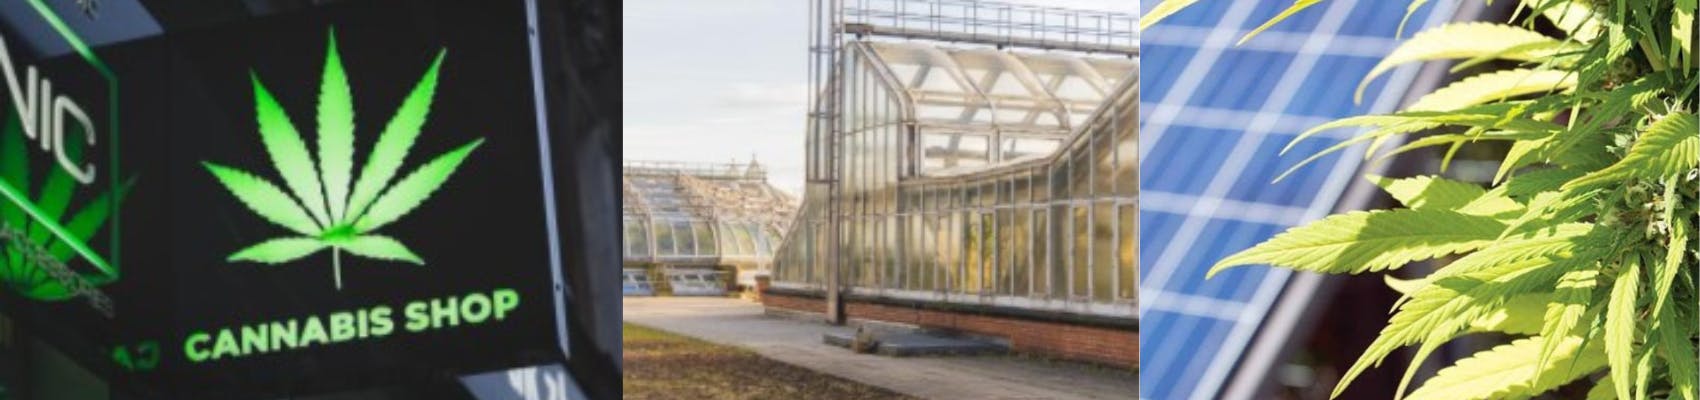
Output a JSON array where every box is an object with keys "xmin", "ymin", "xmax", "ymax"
[
  {"xmin": 1141, "ymin": 0, "xmax": 1698, "ymax": 399},
  {"xmin": 622, "ymin": 0, "xmax": 1137, "ymax": 399}
]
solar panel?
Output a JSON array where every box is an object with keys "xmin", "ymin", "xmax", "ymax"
[{"xmin": 1136, "ymin": 1, "xmax": 1462, "ymax": 399}]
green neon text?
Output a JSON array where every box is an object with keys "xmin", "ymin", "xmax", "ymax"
[{"xmin": 184, "ymin": 288, "xmax": 517, "ymax": 363}]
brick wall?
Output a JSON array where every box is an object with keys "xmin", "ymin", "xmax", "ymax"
[{"xmin": 762, "ymin": 292, "xmax": 1137, "ymax": 368}]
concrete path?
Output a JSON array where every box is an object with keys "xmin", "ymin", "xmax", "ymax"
[{"xmin": 623, "ymin": 297, "xmax": 1137, "ymax": 400}]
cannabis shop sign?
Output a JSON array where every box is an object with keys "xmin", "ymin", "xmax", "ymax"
[
  {"xmin": 182, "ymin": 288, "xmax": 519, "ymax": 362},
  {"xmin": 0, "ymin": 0, "xmax": 571, "ymax": 397}
]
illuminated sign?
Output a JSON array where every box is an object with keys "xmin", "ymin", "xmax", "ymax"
[
  {"xmin": 202, "ymin": 32, "xmax": 482, "ymax": 291},
  {"xmin": 0, "ymin": 0, "xmax": 122, "ymax": 319},
  {"xmin": 0, "ymin": 0, "xmax": 572, "ymax": 396}
]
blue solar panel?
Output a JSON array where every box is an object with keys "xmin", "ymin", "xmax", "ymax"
[{"xmin": 1137, "ymin": 1, "xmax": 1461, "ymax": 398}]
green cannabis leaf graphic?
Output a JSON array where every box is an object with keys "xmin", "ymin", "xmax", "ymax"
[
  {"xmin": 0, "ymin": 110, "xmax": 127, "ymax": 300},
  {"xmin": 205, "ymin": 31, "xmax": 483, "ymax": 290}
]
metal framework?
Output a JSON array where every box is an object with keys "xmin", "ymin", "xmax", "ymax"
[{"xmin": 790, "ymin": 0, "xmax": 1136, "ymax": 322}]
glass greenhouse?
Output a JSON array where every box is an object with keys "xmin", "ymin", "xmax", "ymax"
[
  {"xmin": 773, "ymin": 0, "xmax": 1137, "ymax": 319},
  {"xmin": 622, "ymin": 160, "xmax": 799, "ymax": 290}
]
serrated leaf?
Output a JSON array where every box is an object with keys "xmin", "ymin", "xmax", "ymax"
[
  {"xmin": 355, "ymin": 139, "xmax": 482, "ymax": 232},
  {"xmin": 1209, "ymin": 209, "xmax": 1505, "ymax": 276},
  {"xmin": 318, "ymin": 32, "xmax": 355, "ymax": 221},
  {"xmin": 1652, "ymin": 218, "xmax": 1689, "ymax": 318},
  {"xmin": 229, "ymin": 237, "xmax": 327, "ymax": 264},
  {"xmin": 1337, "ymin": 226, "xmax": 1605, "ymax": 398},
  {"xmin": 1549, "ymin": 76, "xmax": 1665, "ymax": 164},
  {"xmin": 345, "ymin": 51, "xmax": 447, "ymax": 223},
  {"xmin": 1358, "ymin": 23, "xmax": 1570, "ymax": 102},
  {"xmin": 1535, "ymin": 268, "xmax": 1597, "ymax": 378},
  {"xmin": 1604, "ymin": 254, "xmax": 1639, "ymax": 400},
  {"xmin": 1566, "ymin": 112, "xmax": 1699, "ymax": 189},
  {"xmin": 337, "ymin": 235, "xmax": 423, "ymax": 264},
  {"xmin": 203, "ymin": 163, "xmax": 322, "ymax": 236},
  {"xmin": 1656, "ymin": 303, "xmax": 1699, "ymax": 400},
  {"xmin": 251, "ymin": 75, "xmax": 331, "ymax": 227},
  {"xmin": 1370, "ymin": 175, "xmax": 1489, "ymax": 211},
  {"xmin": 1407, "ymin": 69, "xmax": 1578, "ymax": 112},
  {"xmin": 1286, "ymin": 104, "xmax": 1564, "ymax": 155},
  {"xmin": 1504, "ymin": 168, "xmax": 1584, "ymax": 198},
  {"xmin": 1404, "ymin": 335, "xmax": 1604, "ymax": 400}
]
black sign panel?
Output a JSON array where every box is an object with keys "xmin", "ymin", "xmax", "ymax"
[{"xmin": 0, "ymin": 0, "xmax": 569, "ymax": 397}]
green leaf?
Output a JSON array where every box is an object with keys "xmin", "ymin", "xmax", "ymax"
[
  {"xmin": 26, "ymin": 168, "xmax": 72, "ymax": 244},
  {"xmin": 1391, "ymin": 278, "xmax": 1549, "ymax": 335},
  {"xmin": 1603, "ymin": 254, "xmax": 1640, "ymax": 400},
  {"xmin": 228, "ymin": 237, "xmax": 327, "ymax": 264},
  {"xmin": 1407, "ymin": 69, "xmax": 1578, "ymax": 112},
  {"xmin": 1503, "ymin": 168, "xmax": 1583, "ymax": 198},
  {"xmin": 203, "ymin": 163, "xmax": 322, "ymax": 236},
  {"xmin": 1651, "ymin": 217, "xmax": 1689, "ymax": 318},
  {"xmin": 1549, "ymin": 76, "xmax": 1666, "ymax": 165},
  {"xmin": 1338, "ymin": 225, "xmax": 1604, "ymax": 398},
  {"xmin": 1370, "ymin": 175, "xmax": 1486, "ymax": 210},
  {"xmin": 1586, "ymin": 376, "xmax": 1617, "ymax": 400},
  {"xmin": 318, "ymin": 32, "xmax": 356, "ymax": 222},
  {"xmin": 0, "ymin": 111, "xmax": 27, "ymax": 230},
  {"xmin": 1140, "ymin": 0, "xmax": 1201, "ymax": 31},
  {"xmin": 1358, "ymin": 23, "xmax": 1570, "ymax": 102},
  {"xmin": 1656, "ymin": 302, "xmax": 1699, "ymax": 400},
  {"xmin": 1210, "ymin": 209, "xmax": 1505, "ymax": 276},
  {"xmin": 1566, "ymin": 112, "xmax": 1699, "ymax": 189},
  {"xmin": 1468, "ymin": 293, "xmax": 1547, "ymax": 335},
  {"xmin": 355, "ymin": 139, "xmax": 482, "ymax": 232},
  {"xmin": 345, "ymin": 50, "xmax": 447, "ymax": 223},
  {"xmin": 46, "ymin": 180, "xmax": 130, "ymax": 262},
  {"xmin": 1404, "ymin": 335, "xmax": 1605, "ymax": 400},
  {"xmin": 337, "ymin": 235, "xmax": 423, "ymax": 264},
  {"xmin": 1524, "ymin": 0, "xmax": 1603, "ymax": 42},
  {"xmin": 1534, "ymin": 268, "xmax": 1598, "ymax": 378},
  {"xmin": 1238, "ymin": 0, "xmax": 1324, "ymax": 45},
  {"xmin": 251, "ymin": 74, "xmax": 331, "ymax": 227}
]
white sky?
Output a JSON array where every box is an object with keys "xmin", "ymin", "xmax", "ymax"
[{"xmin": 624, "ymin": 0, "xmax": 1137, "ymax": 195}]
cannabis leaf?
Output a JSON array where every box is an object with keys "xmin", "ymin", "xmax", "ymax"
[
  {"xmin": 1149, "ymin": 0, "xmax": 1699, "ymax": 398},
  {"xmin": 205, "ymin": 31, "xmax": 483, "ymax": 290},
  {"xmin": 0, "ymin": 109, "xmax": 127, "ymax": 300}
]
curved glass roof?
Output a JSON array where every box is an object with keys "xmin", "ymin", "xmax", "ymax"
[
  {"xmin": 622, "ymin": 161, "xmax": 797, "ymax": 267},
  {"xmin": 857, "ymin": 41, "xmax": 1134, "ymax": 176}
]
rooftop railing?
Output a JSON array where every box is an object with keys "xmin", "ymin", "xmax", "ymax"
[{"xmin": 843, "ymin": 0, "xmax": 1137, "ymax": 55}]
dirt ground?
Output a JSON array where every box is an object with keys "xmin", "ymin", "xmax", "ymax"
[{"xmin": 622, "ymin": 323, "xmax": 919, "ymax": 400}]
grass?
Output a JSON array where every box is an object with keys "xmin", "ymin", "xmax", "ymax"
[{"xmin": 622, "ymin": 323, "xmax": 917, "ymax": 400}]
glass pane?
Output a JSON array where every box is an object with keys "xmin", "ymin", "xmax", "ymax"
[
  {"xmin": 654, "ymin": 221, "xmax": 676, "ymax": 256},
  {"xmin": 1093, "ymin": 203, "xmax": 1116, "ymax": 303},
  {"xmin": 1072, "ymin": 206, "xmax": 1089, "ymax": 298},
  {"xmin": 626, "ymin": 219, "xmax": 650, "ymax": 257},
  {"xmin": 1012, "ymin": 209, "xmax": 1030, "ymax": 296},
  {"xmin": 694, "ymin": 221, "xmax": 717, "ymax": 255},
  {"xmin": 674, "ymin": 221, "xmax": 697, "ymax": 255},
  {"xmin": 1119, "ymin": 205, "xmax": 1135, "ymax": 301},
  {"xmin": 997, "ymin": 209, "xmax": 1013, "ymax": 295}
]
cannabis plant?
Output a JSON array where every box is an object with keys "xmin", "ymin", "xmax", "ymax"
[
  {"xmin": 0, "ymin": 111, "xmax": 125, "ymax": 300},
  {"xmin": 205, "ymin": 32, "xmax": 483, "ymax": 290},
  {"xmin": 1146, "ymin": 0, "xmax": 1697, "ymax": 398}
]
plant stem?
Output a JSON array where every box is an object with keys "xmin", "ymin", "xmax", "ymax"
[{"xmin": 333, "ymin": 248, "xmax": 342, "ymax": 290}]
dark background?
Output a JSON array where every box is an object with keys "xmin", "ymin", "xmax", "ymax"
[{"xmin": 0, "ymin": 0, "xmax": 623, "ymax": 398}]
